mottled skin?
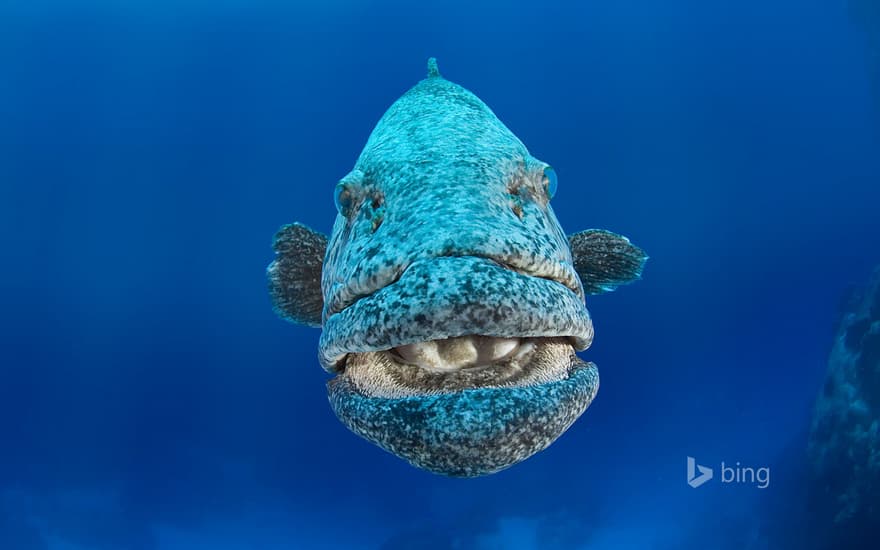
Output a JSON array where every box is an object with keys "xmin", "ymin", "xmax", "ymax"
[
  {"xmin": 268, "ymin": 59, "xmax": 647, "ymax": 477},
  {"xmin": 330, "ymin": 351, "xmax": 598, "ymax": 478},
  {"xmin": 320, "ymin": 256, "xmax": 593, "ymax": 371},
  {"xmin": 320, "ymin": 64, "xmax": 583, "ymax": 366}
]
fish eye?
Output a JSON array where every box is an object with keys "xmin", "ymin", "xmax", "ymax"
[
  {"xmin": 334, "ymin": 183, "xmax": 353, "ymax": 215},
  {"xmin": 543, "ymin": 167, "xmax": 558, "ymax": 199}
]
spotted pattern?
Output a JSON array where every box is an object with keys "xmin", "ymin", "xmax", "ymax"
[
  {"xmin": 569, "ymin": 229, "xmax": 648, "ymax": 294},
  {"xmin": 309, "ymin": 61, "xmax": 612, "ymax": 477},
  {"xmin": 267, "ymin": 223, "xmax": 327, "ymax": 327},
  {"xmin": 329, "ymin": 355, "xmax": 599, "ymax": 477},
  {"xmin": 320, "ymin": 72, "xmax": 582, "ymax": 335},
  {"xmin": 319, "ymin": 256, "xmax": 593, "ymax": 371}
]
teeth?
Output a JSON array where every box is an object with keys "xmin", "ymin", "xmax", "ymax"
[
  {"xmin": 392, "ymin": 336, "xmax": 522, "ymax": 372},
  {"xmin": 437, "ymin": 337, "xmax": 479, "ymax": 368},
  {"xmin": 393, "ymin": 341, "xmax": 439, "ymax": 367},
  {"xmin": 482, "ymin": 337, "xmax": 519, "ymax": 363}
]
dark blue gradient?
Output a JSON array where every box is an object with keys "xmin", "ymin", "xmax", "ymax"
[{"xmin": 1, "ymin": 1, "xmax": 878, "ymax": 548}]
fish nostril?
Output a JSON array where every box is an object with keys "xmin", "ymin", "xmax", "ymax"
[
  {"xmin": 370, "ymin": 194, "xmax": 386, "ymax": 232},
  {"xmin": 509, "ymin": 192, "xmax": 524, "ymax": 219}
]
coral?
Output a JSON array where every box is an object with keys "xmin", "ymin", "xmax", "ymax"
[{"xmin": 807, "ymin": 267, "xmax": 880, "ymax": 547}]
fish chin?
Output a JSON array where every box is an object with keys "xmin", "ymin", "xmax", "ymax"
[{"xmin": 327, "ymin": 347, "xmax": 598, "ymax": 477}]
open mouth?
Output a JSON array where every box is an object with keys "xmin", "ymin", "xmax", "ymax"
[
  {"xmin": 318, "ymin": 255, "xmax": 594, "ymax": 372},
  {"xmin": 343, "ymin": 336, "xmax": 579, "ymax": 399},
  {"xmin": 320, "ymin": 254, "xmax": 598, "ymax": 476}
]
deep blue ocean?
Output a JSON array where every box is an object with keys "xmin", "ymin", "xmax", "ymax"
[{"xmin": 2, "ymin": 1, "xmax": 879, "ymax": 548}]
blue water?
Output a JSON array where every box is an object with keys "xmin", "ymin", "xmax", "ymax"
[{"xmin": 2, "ymin": 1, "xmax": 879, "ymax": 548}]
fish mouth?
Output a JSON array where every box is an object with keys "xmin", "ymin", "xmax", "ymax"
[
  {"xmin": 320, "ymin": 255, "xmax": 597, "ymax": 476},
  {"xmin": 318, "ymin": 255, "xmax": 593, "ymax": 372},
  {"xmin": 344, "ymin": 336, "xmax": 578, "ymax": 397}
]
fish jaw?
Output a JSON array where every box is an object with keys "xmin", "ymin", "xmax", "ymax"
[
  {"xmin": 318, "ymin": 256, "xmax": 593, "ymax": 371},
  {"xmin": 328, "ymin": 352, "xmax": 598, "ymax": 477},
  {"xmin": 319, "ymin": 255, "xmax": 596, "ymax": 477}
]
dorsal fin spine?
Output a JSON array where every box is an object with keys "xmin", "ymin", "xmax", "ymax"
[{"xmin": 427, "ymin": 57, "xmax": 441, "ymax": 78}]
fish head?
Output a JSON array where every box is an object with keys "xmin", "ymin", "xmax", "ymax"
[{"xmin": 318, "ymin": 61, "xmax": 597, "ymax": 476}]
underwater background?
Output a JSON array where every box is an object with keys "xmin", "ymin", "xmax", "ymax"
[{"xmin": 2, "ymin": 0, "xmax": 880, "ymax": 548}]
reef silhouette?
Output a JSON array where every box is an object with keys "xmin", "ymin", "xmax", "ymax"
[{"xmin": 808, "ymin": 266, "xmax": 880, "ymax": 548}]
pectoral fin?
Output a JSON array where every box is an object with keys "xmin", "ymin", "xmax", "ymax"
[
  {"xmin": 268, "ymin": 223, "xmax": 327, "ymax": 327},
  {"xmin": 568, "ymin": 229, "xmax": 647, "ymax": 295}
]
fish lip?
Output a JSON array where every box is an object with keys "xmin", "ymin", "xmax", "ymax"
[
  {"xmin": 323, "ymin": 253, "xmax": 583, "ymax": 322},
  {"xmin": 318, "ymin": 255, "xmax": 593, "ymax": 372},
  {"xmin": 327, "ymin": 356, "xmax": 599, "ymax": 477}
]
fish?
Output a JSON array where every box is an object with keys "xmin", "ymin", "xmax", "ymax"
[{"xmin": 267, "ymin": 58, "xmax": 647, "ymax": 477}]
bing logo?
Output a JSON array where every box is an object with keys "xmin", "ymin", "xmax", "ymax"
[
  {"xmin": 687, "ymin": 456, "xmax": 713, "ymax": 488},
  {"xmin": 686, "ymin": 456, "xmax": 770, "ymax": 489}
]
